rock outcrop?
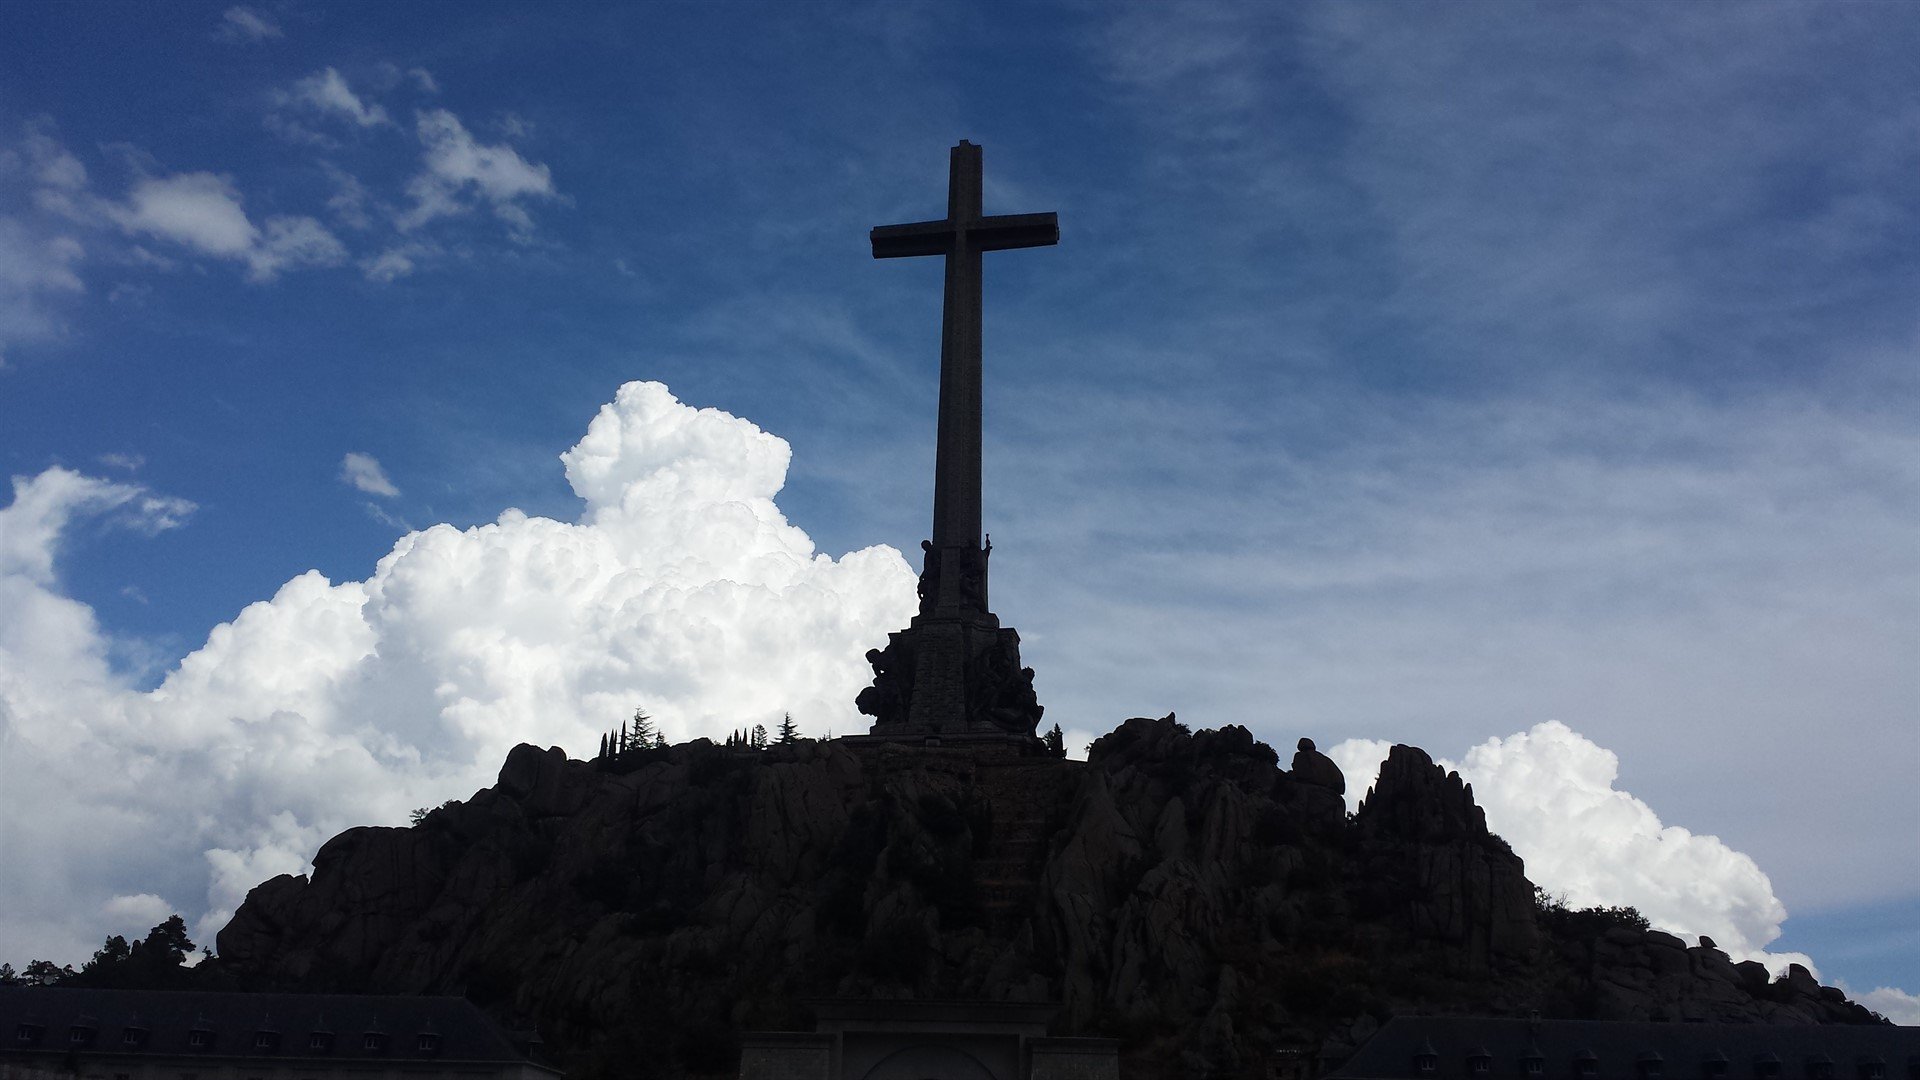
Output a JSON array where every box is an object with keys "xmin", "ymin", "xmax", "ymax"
[{"xmin": 214, "ymin": 719, "xmax": 1880, "ymax": 1080}]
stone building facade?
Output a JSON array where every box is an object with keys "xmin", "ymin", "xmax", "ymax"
[{"xmin": 1, "ymin": 989, "xmax": 555, "ymax": 1080}]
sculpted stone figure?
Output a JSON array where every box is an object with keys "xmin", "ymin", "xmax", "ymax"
[
  {"xmin": 915, "ymin": 540, "xmax": 940, "ymax": 617},
  {"xmin": 855, "ymin": 646, "xmax": 908, "ymax": 727}
]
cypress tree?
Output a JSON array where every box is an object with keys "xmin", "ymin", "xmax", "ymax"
[{"xmin": 630, "ymin": 708, "xmax": 657, "ymax": 752}]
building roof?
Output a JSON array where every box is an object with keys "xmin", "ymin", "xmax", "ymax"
[
  {"xmin": 1331, "ymin": 1017, "xmax": 1919, "ymax": 1080},
  {"xmin": 0, "ymin": 986, "xmax": 546, "ymax": 1068}
]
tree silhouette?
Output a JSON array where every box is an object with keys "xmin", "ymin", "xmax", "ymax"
[
  {"xmin": 83, "ymin": 935, "xmax": 131, "ymax": 975},
  {"xmin": 628, "ymin": 708, "xmax": 658, "ymax": 753},
  {"xmin": 22, "ymin": 960, "xmax": 73, "ymax": 986},
  {"xmin": 777, "ymin": 712, "xmax": 799, "ymax": 744}
]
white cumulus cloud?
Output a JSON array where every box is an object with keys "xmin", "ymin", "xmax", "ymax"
[
  {"xmin": 339, "ymin": 452, "xmax": 400, "ymax": 497},
  {"xmin": 1847, "ymin": 985, "xmax": 1920, "ymax": 1026},
  {"xmin": 0, "ymin": 382, "xmax": 915, "ymax": 966},
  {"xmin": 100, "ymin": 893, "xmax": 174, "ymax": 931},
  {"xmin": 1332, "ymin": 722, "xmax": 1811, "ymax": 973}
]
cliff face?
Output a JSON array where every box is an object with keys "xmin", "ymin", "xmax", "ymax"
[{"xmin": 214, "ymin": 718, "xmax": 1877, "ymax": 1079}]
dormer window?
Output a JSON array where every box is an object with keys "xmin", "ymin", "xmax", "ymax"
[
  {"xmin": 1525, "ymin": 1056, "xmax": 1546, "ymax": 1077},
  {"xmin": 1415, "ymin": 1053, "xmax": 1439, "ymax": 1075},
  {"xmin": 307, "ymin": 1032, "xmax": 333, "ymax": 1052},
  {"xmin": 69, "ymin": 1025, "xmax": 98, "ymax": 1047},
  {"xmin": 416, "ymin": 1034, "xmax": 440, "ymax": 1053},
  {"xmin": 362, "ymin": 1033, "xmax": 388, "ymax": 1052},
  {"xmin": 1755, "ymin": 1054, "xmax": 1784, "ymax": 1080},
  {"xmin": 1575, "ymin": 1051, "xmax": 1601, "ymax": 1079},
  {"xmin": 1469, "ymin": 1049, "xmax": 1493, "ymax": 1076},
  {"xmin": 15, "ymin": 1024, "xmax": 45, "ymax": 1046},
  {"xmin": 252, "ymin": 1031, "xmax": 280, "ymax": 1052},
  {"xmin": 1855, "ymin": 1058, "xmax": 1885, "ymax": 1080},
  {"xmin": 1639, "ymin": 1052, "xmax": 1666, "ymax": 1079},
  {"xmin": 1704, "ymin": 1055, "xmax": 1731, "ymax": 1079},
  {"xmin": 187, "ymin": 1029, "xmax": 213, "ymax": 1049},
  {"xmin": 121, "ymin": 1027, "xmax": 150, "ymax": 1048},
  {"xmin": 1807, "ymin": 1057, "xmax": 1835, "ymax": 1080}
]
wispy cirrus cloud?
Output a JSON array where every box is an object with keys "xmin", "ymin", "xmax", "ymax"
[
  {"xmin": 216, "ymin": 6, "xmax": 282, "ymax": 44},
  {"xmin": 102, "ymin": 172, "xmax": 345, "ymax": 282},
  {"xmin": 339, "ymin": 452, "xmax": 400, "ymax": 498},
  {"xmin": 287, "ymin": 68, "xmax": 391, "ymax": 129},
  {"xmin": 400, "ymin": 108, "xmax": 557, "ymax": 236}
]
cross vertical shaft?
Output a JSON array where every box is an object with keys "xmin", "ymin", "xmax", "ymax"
[{"xmin": 933, "ymin": 142, "xmax": 985, "ymax": 551}]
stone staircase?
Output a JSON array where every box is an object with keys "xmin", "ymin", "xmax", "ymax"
[{"xmin": 971, "ymin": 759, "xmax": 1081, "ymax": 927}]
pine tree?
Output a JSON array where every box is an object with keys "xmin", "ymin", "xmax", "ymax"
[
  {"xmin": 1044, "ymin": 723, "xmax": 1065, "ymax": 757},
  {"xmin": 82, "ymin": 935, "xmax": 131, "ymax": 976},
  {"xmin": 598, "ymin": 732, "xmax": 608, "ymax": 761},
  {"xmin": 750, "ymin": 723, "xmax": 769, "ymax": 750},
  {"xmin": 777, "ymin": 712, "xmax": 799, "ymax": 744},
  {"xmin": 140, "ymin": 916, "xmax": 194, "ymax": 968}
]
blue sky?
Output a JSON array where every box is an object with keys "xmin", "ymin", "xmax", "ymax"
[{"xmin": 1, "ymin": 2, "xmax": 1915, "ymax": 1014}]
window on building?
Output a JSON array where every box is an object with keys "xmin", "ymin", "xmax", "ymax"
[
  {"xmin": 1415, "ymin": 1053, "xmax": 1438, "ymax": 1076},
  {"xmin": 15, "ymin": 1023, "xmax": 45, "ymax": 1045},
  {"xmin": 69, "ymin": 1025, "xmax": 97, "ymax": 1047},
  {"xmin": 1855, "ymin": 1059, "xmax": 1885, "ymax": 1080},
  {"xmin": 307, "ymin": 1032, "xmax": 333, "ymax": 1052},
  {"xmin": 362, "ymin": 1032, "xmax": 388, "ymax": 1052},
  {"xmin": 1756, "ymin": 1056, "xmax": 1784, "ymax": 1080},
  {"xmin": 121, "ymin": 1027, "xmax": 149, "ymax": 1048},
  {"xmin": 416, "ymin": 1034, "xmax": 440, "ymax": 1053},
  {"xmin": 1575, "ymin": 1053, "xmax": 1600, "ymax": 1079},
  {"xmin": 252, "ymin": 1031, "xmax": 280, "ymax": 1051},
  {"xmin": 187, "ymin": 1030, "xmax": 212, "ymax": 1049}
]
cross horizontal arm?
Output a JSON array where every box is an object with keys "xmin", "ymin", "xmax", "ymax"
[
  {"xmin": 871, "ymin": 220, "xmax": 953, "ymax": 259},
  {"xmin": 870, "ymin": 212, "xmax": 1060, "ymax": 259},
  {"xmin": 972, "ymin": 212, "xmax": 1060, "ymax": 252}
]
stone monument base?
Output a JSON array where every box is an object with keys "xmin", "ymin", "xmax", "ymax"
[{"xmin": 856, "ymin": 612, "xmax": 1045, "ymax": 742}]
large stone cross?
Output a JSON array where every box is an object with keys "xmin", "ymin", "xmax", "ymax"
[
  {"xmin": 871, "ymin": 140, "xmax": 1058, "ymax": 617},
  {"xmin": 854, "ymin": 141, "xmax": 1056, "ymax": 742}
]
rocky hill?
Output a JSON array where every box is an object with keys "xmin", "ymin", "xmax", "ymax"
[{"xmin": 212, "ymin": 717, "xmax": 1880, "ymax": 1079}]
